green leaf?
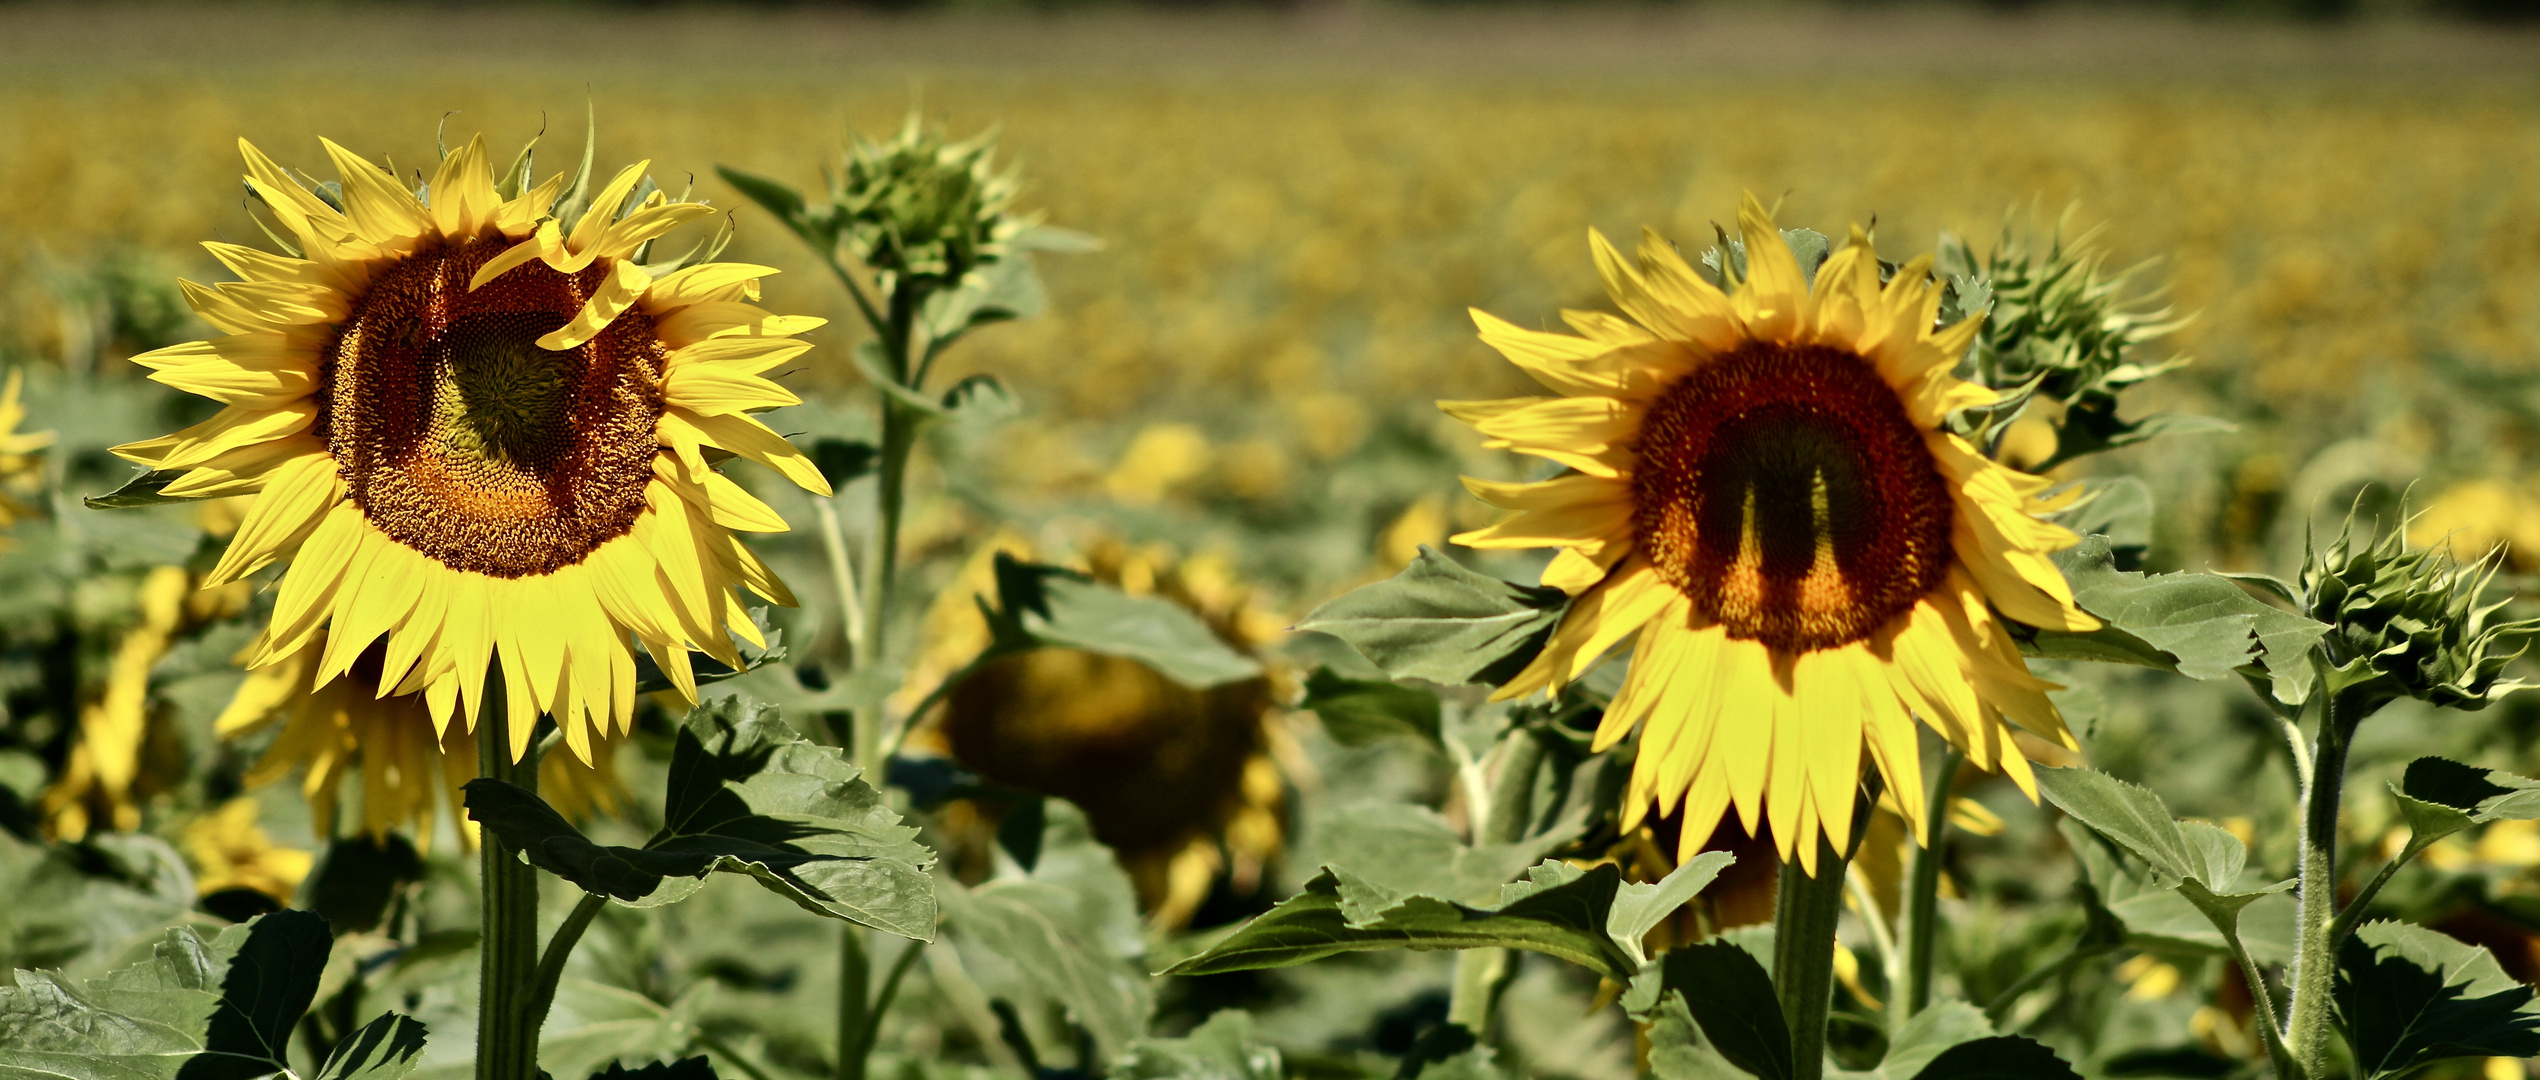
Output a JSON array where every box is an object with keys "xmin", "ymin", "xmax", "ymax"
[
  {"xmin": 2338, "ymin": 921, "xmax": 2540, "ymax": 1078},
  {"xmin": 985, "ymin": 553, "xmax": 1264, "ymax": 690},
  {"xmin": 2050, "ymin": 477, "xmax": 2152, "ymax": 567},
  {"xmin": 312, "ymin": 1012, "xmax": 429, "ymax": 1080},
  {"xmin": 938, "ymin": 374, "xmax": 1019, "ymax": 421},
  {"xmin": 1299, "ymin": 666, "xmax": 1441, "ymax": 746},
  {"xmin": 1114, "ymin": 1009, "xmax": 1283, "ymax": 1080},
  {"xmin": 468, "ymin": 699, "xmax": 936, "ymax": 939},
  {"xmin": 1863, "ymin": 1002, "xmax": 1994, "ymax": 1080},
  {"xmin": 643, "ymin": 698, "xmax": 939, "ymax": 940},
  {"xmin": 589, "ymin": 1057, "xmax": 717, "ymax": 1080},
  {"xmin": 463, "ymin": 779, "xmax": 714, "ymax": 900},
  {"xmin": 1162, "ymin": 859, "xmax": 1669, "ymax": 981},
  {"xmin": 812, "ymin": 438, "xmax": 877, "ymax": 489},
  {"xmin": 944, "ymin": 802, "xmax": 1152, "ymax": 1065},
  {"xmin": 1305, "ymin": 801, "xmax": 1549, "ymax": 905},
  {"xmin": 1606, "ymin": 853, "xmax": 1736, "ymax": 965},
  {"xmin": 2060, "ymin": 819, "xmax": 2293, "ymax": 962},
  {"xmin": 713, "ymin": 165, "xmax": 812, "ymax": 240},
  {"xmin": 1905, "ymin": 1037, "xmax": 2082, "ymax": 1080},
  {"xmin": 302, "ymin": 834, "xmax": 424, "ymax": 936},
  {"xmin": 1660, "ymin": 943, "xmax": 1790, "ymax": 1080},
  {"xmin": 2037, "ymin": 767, "xmax": 2292, "ymax": 961},
  {"xmin": 0, "ymin": 910, "xmax": 398, "ymax": 1080},
  {"xmin": 535, "ymin": 981, "xmax": 705, "ymax": 1080},
  {"xmin": 1295, "ymin": 547, "xmax": 1568, "ymax": 687},
  {"xmin": 83, "ymin": 468, "xmax": 191, "ymax": 510},
  {"xmin": 2029, "ymin": 535, "xmax": 2328, "ymax": 704}
]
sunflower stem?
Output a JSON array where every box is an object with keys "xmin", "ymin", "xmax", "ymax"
[
  {"xmin": 2285, "ymin": 690, "xmax": 2359, "ymax": 1079},
  {"xmin": 1894, "ymin": 747, "xmax": 1963, "ymax": 1028},
  {"xmin": 1774, "ymin": 836, "xmax": 1852, "ymax": 1080},
  {"xmin": 475, "ymin": 684, "xmax": 545, "ymax": 1080},
  {"xmin": 836, "ymin": 925, "xmax": 870, "ymax": 1080}
]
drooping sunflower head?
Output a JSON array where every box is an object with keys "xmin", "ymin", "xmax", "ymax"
[
  {"xmin": 902, "ymin": 532, "xmax": 1289, "ymax": 929},
  {"xmin": 116, "ymin": 127, "xmax": 829, "ymax": 768},
  {"xmin": 1449, "ymin": 194, "xmax": 2099, "ymax": 872}
]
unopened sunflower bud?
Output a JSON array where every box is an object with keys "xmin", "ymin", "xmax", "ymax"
[
  {"xmin": 822, "ymin": 115, "xmax": 1028, "ymax": 290},
  {"xmin": 2301, "ymin": 512, "xmax": 2539, "ymax": 713}
]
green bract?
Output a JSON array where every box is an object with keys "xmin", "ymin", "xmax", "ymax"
[{"xmin": 2299, "ymin": 512, "xmax": 2540, "ymax": 711}]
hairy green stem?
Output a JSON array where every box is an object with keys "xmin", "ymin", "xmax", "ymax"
[
  {"xmin": 697, "ymin": 1032, "xmax": 780, "ymax": 1080},
  {"xmin": 2285, "ymin": 694, "xmax": 2356, "ymax": 1078},
  {"xmin": 1443, "ymin": 728, "xmax": 1548, "ymax": 1036},
  {"xmin": 1774, "ymin": 837, "xmax": 1852, "ymax": 1080},
  {"xmin": 837, "ymin": 926, "xmax": 871, "ymax": 1080},
  {"xmin": 1982, "ymin": 941, "xmax": 2108, "ymax": 1027},
  {"xmin": 815, "ymin": 498, "xmax": 867, "ymax": 666},
  {"xmin": 524, "ymin": 893, "xmax": 607, "ymax": 1044},
  {"xmin": 861, "ymin": 937, "xmax": 928, "ymax": 1054},
  {"xmin": 476, "ymin": 683, "xmax": 545, "ymax": 1080},
  {"xmin": 1896, "ymin": 748, "xmax": 1964, "ymax": 1026},
  {"xmin": 2227, "ymin": 928, "xmax": 2300, "ymax": 1080}
]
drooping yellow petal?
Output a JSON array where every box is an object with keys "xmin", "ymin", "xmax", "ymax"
[
  {"xmin": 205, "ymin": 451, "xmax": 342, "ymax": 585},
  {"xmin": 537, "ymin": 261, "xmax": 652, "ymax": 351}
]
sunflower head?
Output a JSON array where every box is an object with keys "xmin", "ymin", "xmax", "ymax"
[
  {"xmin": 1449, "ymin": 194, "xmax": 2100, "ymax": 871},
  {"xmin": 2304, "ymin": 509, "xmax": 2540, "ymax": 712},
  {"xmin": 905, "ymin": 533, "xmax": 1288, "ymax": 928},
  {"xmin": 111, "ymin": 125, "xmax": 827, "ymax": 772}
]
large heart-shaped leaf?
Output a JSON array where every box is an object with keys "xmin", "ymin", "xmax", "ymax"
[
  {"xmin": 2029, "ymin": 536, "xmax": 2327, "ymax": 704},
  {"xmin": 2337, "ymin": 921, "xmax": 2540, "ymax": 1078},
  {"xmin": 467, "ymin": 697, "xmax": 938, "ymax": 940},
  {"xmin": 0, "ymin": 910, "xmax": 428, "ymax": 1080},
  {"xmin": 1163, "ymin": 855, "xmax": 1726, "ymax": 983},
  {"xmin": 1295, "ymin": 547, "xmax": 1568, "ymax": 687},
  {"xmin": 984, "ymin": 554, "xmax": 1263, "ymax": 690}
]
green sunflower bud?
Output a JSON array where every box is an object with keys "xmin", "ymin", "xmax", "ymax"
[
  {"xmin": 819, "ymin": 114, "xmax": 1028, "ymax": 291},
  {"xmin": 2300, "ymin": 510, "xmax": 2539, "ymax": 713},
  {"xmin": 1939, "ymin": 211, "xmax": 2215, "ymax": 470}
]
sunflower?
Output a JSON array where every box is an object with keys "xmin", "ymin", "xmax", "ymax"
[
  {"xmin": 116, "ymin": 132, "xmax": 827, "ymax": 770},
  {"xmin": 902, "ymin": 533, "xmax": 1290, "ymax": 929},
  {"xmin": 1451, "ymin": 195, "xmax": 2098, "ymax": 873},
  {"xmin": 216, "ymin": 629, "xmax": 627, "ymax": 849},
  {"xmin": 0, "ymin": 368, "xmax": 55, "ymax": 532}
]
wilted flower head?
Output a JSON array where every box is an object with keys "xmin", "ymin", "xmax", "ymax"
[{"xmin": 2303, "ymin": 509, "xmax": 2539, "ymax": 712}]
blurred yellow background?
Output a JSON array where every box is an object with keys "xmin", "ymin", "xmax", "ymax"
[{"xmin": 5, "ymin": 3, "xmax": 2539, "ymax": 563}]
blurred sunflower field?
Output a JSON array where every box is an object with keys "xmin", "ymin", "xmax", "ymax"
[{"xmin": 9, "ymin": 5, "xmax": 2540, "ymax": 1080}]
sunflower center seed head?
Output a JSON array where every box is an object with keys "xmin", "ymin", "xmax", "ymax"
[
  {"xmin": 1634, "ymin": 342, "xmax": 1956, "ymax": 653},
  {"xmin": 319, "ymin": 237, "xmax": 666, "ymax": 578}
]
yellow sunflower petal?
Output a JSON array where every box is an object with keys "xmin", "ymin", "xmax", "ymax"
[
  {"xmin": 319, "ymin": 138, "xmax": 430, "ymax": 246},
  {"xmin": 537, "ymin": 260, "xmax": 652, "ymax": 352},
  {"xmin": 205, "ymin": 451, "xmax": 342, "ymax": 585}
]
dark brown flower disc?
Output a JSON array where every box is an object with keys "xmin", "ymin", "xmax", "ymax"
[
  {"xmin": 317, "ymin": 239, "xmax": 666, "ymax": 577},
  {"xmin": 1632, "ymin": 343, "xmax": 1956, "ymax": 653}
]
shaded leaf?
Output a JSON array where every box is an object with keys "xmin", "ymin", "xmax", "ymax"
[
  {"xmin": 0, "ymin": 910, "xmax": 365, "ymax": 1080},
  {"xmin": 83, "ymin": 469, "xmax": 189, "ymax": 510},
  {"xmin": 1906, "ymin": 1036, "xmax": 2082, "ymax": 1080},
  {"xmin": 589, "ymin": 1057, "xmax": 717, "ymax": 1080},
  {"xmin": 944, "ymin": 802, "xmax": 1151, "ymax": 1065},
  {"xmin": 1299, "ymin": 666, "xmax": 1441, "ymax": 746},
  {"xmin": 2338, "ymin": 921, "xmax": 2540, "ymax": 1078},
  {"xmin": 1661, "ymin": 943, "xmax": 1789, "ymax": 1080},
  {"xmin": 986, "ymin": 553, "xmax": 1263, "ymax": 690},
  {"xmin": 302, "ymin": 834, "xmax": 424, "ymax": 936},
  {"xmin": 812, "ymin": 439, "xmax": 877, "ymax": 489},
  {"xmin": 312, "ymin": 1012, "xmax": 428, "ymax": 1080},
  {"xmin": 1115, "ymin": 1008, "xmax": 1283, "ymax": 1080},
  {"xmin": 713, "ymin": 166, "xmax": 812, "ymax": 240},
  {"xmin": 1295, "ymin": 547, "xmax": 1567, "ymax": 687}
]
